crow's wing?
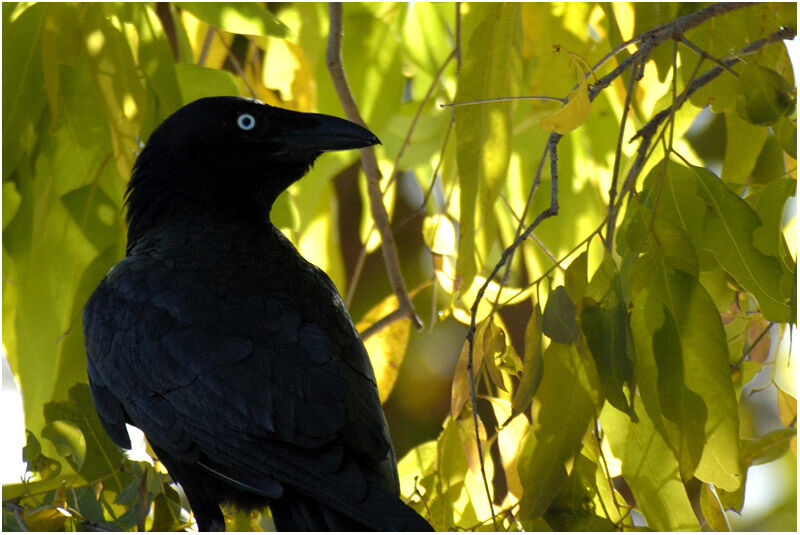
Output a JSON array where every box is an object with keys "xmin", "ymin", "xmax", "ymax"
[{"xmin": 83, "ymin": 252, "xmax": 416, "ymax": 529}]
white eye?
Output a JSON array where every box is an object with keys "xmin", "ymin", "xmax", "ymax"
[{"xmin": 237, "ymin": 113, "xmax": 256, "ymax": 130}]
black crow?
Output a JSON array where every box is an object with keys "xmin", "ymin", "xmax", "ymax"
[{"xmin": 83, "ymin": 96, "xmax": 433, "ymax": 531}]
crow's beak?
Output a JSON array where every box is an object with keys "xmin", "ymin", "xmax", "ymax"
[{"xmin": 276, "ymin": 110, "xmax": 380, "ymax": 154}]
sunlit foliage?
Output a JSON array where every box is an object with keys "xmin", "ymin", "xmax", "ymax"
[{"xmin": 3, "ymin": 2, "xmax": 796, "ymax": 531}]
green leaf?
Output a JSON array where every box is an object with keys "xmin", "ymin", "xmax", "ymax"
[
  {"xmin": 178, "ymin": 3, "xmax": 290, "ymax": 37},
  {"xmin": 511, "ymin": 302, "xmax": 544, "ymax": 418},
  {"xmin": 630, "ymin": 287, "xmax": 707, "ymax": 481},
  {"xmin": 631, "ymin": 258, "xmax": 742, "ymax": 491},
  {"xmin": 749, "ymin": 177, "xmax": 796, "ymax": 268},
  {"xmin": 423, "ymin": 215, "xmax": 458, "ymax": 257},
  {"xmin": 22, "ymin": 430, "xmax": 62, "ymax": 481},
  {"xmin": 397, "ymin": 440, "xmax": 437, "ymax": 500},
  {"xmin": 692, "ymin": 164, "xmax": 792, "ymax": 322},
  {"xmin": 356, "ymin": 292, "xmax": 411, "ymax": 403},
  {"xmin": 741, "ymin": 428, "xmax": 797, "ymax": 466},
  {"xmin": 41, "ymin": 420, "xmax": 87, "ymax": 471},
  {"xmin": 2, "ymin": 180, "xmax": 21, "ymax": 229},
  {"xmin": 542, "ymin": 286, "xmax": 578, "ymax": 344},
  {"xmin": 174, "ymin": 63, "xmax": 240, "ymax": 104},
  {"xmin": 455, "ymin": 3, "xmax": 521, "ymax": 290},
  {"xmin": 736, "ymin": 64, "xmax": 795, "ymax": 126},
  {"xmin": 122, "ymin": 4, "xmax": 183, "ymax": 125},
  {"xmin": 772, "ymin": 116, "xmax": 797, "ymax": 158},
  {"xmin": 543, "ymin": 453, "xmax": 617, "ymax": 531},
  {"xmin": 580, "ymin": 280, "xmax": 636, "ymax": 419},
  {"xmin": 43, "ymin": 384, "xmax": 126, "ymax": 492},
  {"xmin": 721, "ymin": 111, "xmax": 768, "ymax": 186},
  {"xmin": 564, "ymin": 251, "xmax": 588, "ymax": 306},
  {"xmin": 80, "ymin": 3, "xmax": 146, "ymax": 181},
  {"xmin": 2, "ymin": 3, "xmax": 47, "ymax": 181},
  {"xmin": 639, "ymin": 159, "xmax": 707, "ymax": 263},
  {"xmin": 4, "ymin": 58, "xmax": 126, "ymax": 446},
  {"xmin": 518, "ymin": 343, "xmax": 597, "ymax": 519},
  {"xmin": 700, "ymin": 484, "xmax": 730, "ymax": 531},
  {"xmin": 600, "ymin": 401, "xmax": 699, "ymax": 531},
  {"xmin": 682, "ymin": 4, "xmax": 789, "ymax": 113}
]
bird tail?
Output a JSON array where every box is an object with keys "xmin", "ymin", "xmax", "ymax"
[
  {"xmin": 269, "ymin": 487, "xmax": 367, "ymax": 531},
  {"xmin": 269, "ymin": 485, "xmax": 433, "ymax": 532}
]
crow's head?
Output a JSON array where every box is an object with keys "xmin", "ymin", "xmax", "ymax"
[{"xmin": 126, "ymin": 97, "xmax": 379, "ymax": 241}]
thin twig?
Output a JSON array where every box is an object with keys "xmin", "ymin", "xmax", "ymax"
[
  {"xmin": 326, "ymin": 3, "xmax": 422, "ymax": 331},
  {"xmin": 197, "ymin": 26, "xmax": 215, "ymax": 66},
  {"xmin": 677, "ymin": 36, "xmax": 740, "ymax": 77},
  {"xmin": 216, "ymin": 29, "xmax": 257, "ymax": 99},
  {"xmin": 604, "ymin": 59, "xmax": 639, "ymax": 250},
  {"xmin": 442, "ymin": 95, "xmax": 566, "ymax": 107},
  {"xmin": 588, "ymin": 2, "xmax": 754, "ymax": 102}
]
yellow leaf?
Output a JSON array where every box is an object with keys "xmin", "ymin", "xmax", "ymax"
[
  {"xmin": 356, "ymin": 293, "xmax": 411, "ymax": 403},
  {"xmin": 423, "ymin": 215, "xmax": 458, "ymax": 257},
  {"xmin": 539, "ymin": 80, "xmax": 591, "ymax": 134}
]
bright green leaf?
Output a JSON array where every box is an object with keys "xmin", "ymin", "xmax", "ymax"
[
  {"xmin": 455, "ymin": 3, "xmax": 521, "ymax": 290},
  {"xmin": 721, "ymin": 111, "xmax": 768, "ymax": 186},
  {"xmin": 178, "ymin": 3, "xmax": 289, "ymax": 37},
  {"xmin": 174, "ymin": 63, "xmax": 239, "ymax": 104},
  {"xmin": 631, "ymin": 257, "xmax": 742, "ymax": 491},
  {"xmin": 630, "ymin": 287, "xmax": 707, "ymax": 481},
  {"xmin": 693, "ymin": 164, "xmax": 792, "ymax": 322},
  {"xmin": 600, "ymin": 401, "xmax": 700, "ymax": 531}
]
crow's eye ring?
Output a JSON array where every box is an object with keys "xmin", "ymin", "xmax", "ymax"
[{"xmin": 237, "ymin": 113, "xmax": 256, "ymax": 130}]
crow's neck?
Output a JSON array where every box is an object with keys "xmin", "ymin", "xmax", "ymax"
[{"xmin": 125, "ymin": 175, "xmax": 279, "ymax": 254}]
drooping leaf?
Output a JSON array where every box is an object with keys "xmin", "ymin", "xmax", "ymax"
[
  {"xmin": 542, "ymin": 286, "xmax": 578, "ymax": 344},
  {"xmin": 455, "ymin": 3, "xmax": 521, "ymax": 290},
  {"xmin": 450, "ymin": 317, "xmax": 507, "ymax": 417},
  {"xmin": 580, "ymin": 279, "xmax": 636, "ymax": 419},
  {"xmin": 423, "ymin": 214, "xmax": 458, "ymax": 257},
  {"xmin": 511, "ymin": 301, "xmax": 544, "ymax": 418},
  {"xmin": 772, "ymin": 115, "xmax": 797, "ymax": 158},
  {"xmin": 564, "ymin": 251, "xmax": 588, "ymax": 307},
  {"xmin": 22, "ymin": 430, "xmax": 62, "ymax": 482},
  {"xmin": 699, "ymin": 483, "xmax": 730, "ymax": 532},
  {"xmin": 539, "ymin": 78, "xmax": 591, "ymax": 134},
  {"xmin": 630, "ymin": 286, "xmax": 707, "ymax": 481},
  {"xmin": 741, "ymin": 428, "xmax": 797, "ymax": 466},
  {"xmin": 631, "ymin": 256, "xmax": 743, "ymax": 492},
  {"xmin": 80, "ymin": 3, "xmax": 146, "ymax": 181},
  {"xmin": 600, "ymin": 401, "xmax": 700, "ymax": 531},
  {"xmin": 692, "ymin": 164, "xmax": 793, "ymax": 322},
  {"xmin": 356, "ymin": 292, "xmax": 411, "ymax": 403},
  {"xmin": 721, "ymin": 111, "xmax": 768, "ymax": 186},
  {"xmin": 517, "ymin": 343, "xmax": 597, "ymax": 519}
]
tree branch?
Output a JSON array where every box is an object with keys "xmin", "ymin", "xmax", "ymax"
[{"xmin": 326, "ymin": 2, "xmax": 422, "ymax": 332}]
